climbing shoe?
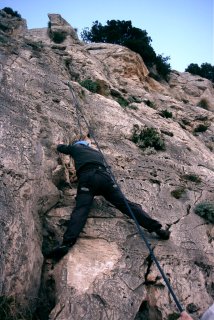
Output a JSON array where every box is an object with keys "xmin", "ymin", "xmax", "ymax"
[
  {"xmin": 45, "ymin": 245, "xmax": 70, "ymax": 261},
  {"xmin": 155, "ymin": 228, "xmax": 170, "ymax": 240}
]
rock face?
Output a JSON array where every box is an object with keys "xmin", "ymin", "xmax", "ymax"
[{"xmin": 0, "ymin": 10, "xmax": 214, "ymax": 320}]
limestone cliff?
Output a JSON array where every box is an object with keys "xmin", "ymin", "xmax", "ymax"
[{"xmin": 0, "ymin": 11, "xmax": 213, "ymax": 320}]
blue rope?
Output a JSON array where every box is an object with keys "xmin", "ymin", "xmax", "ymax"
[{"xmin": 67, "ymin": 81, "xmax": 184, "ymax": 313}]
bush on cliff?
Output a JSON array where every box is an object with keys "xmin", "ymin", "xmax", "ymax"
[
  {"xmin": 194, "ymin": 202, "xmax": 214, "ymax": 223},
  {"xmin": 79, "ymin": 79, "xmax": 100, "ymax": 93},
  {"xmin": 185, "ymin": 62, "xmax": 214, "ymax": 83},
  {"xmin": 81, "ymin": 20, "xmax": 171, "ymax": 81},
  {"xmin": 131, "ymin": 125, "xmax": 166, "ymax": 150},
  {"xmin": 2, "ymin": 7, "xmax": 21, "ymax": 18}
]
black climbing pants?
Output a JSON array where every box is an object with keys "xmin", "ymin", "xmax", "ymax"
[{"xmin": 63, "ymin": 167, "xmax": 162, "ymax": 244}]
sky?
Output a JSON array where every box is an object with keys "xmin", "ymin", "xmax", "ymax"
[{"xmin": 0, "ymin": 0, "xmax": 213, "ymax": 72}]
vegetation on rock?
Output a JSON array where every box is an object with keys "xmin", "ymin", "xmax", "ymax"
[
  {"xmin": 0, "ymin": 295, "xmax": 33, "ymax": 320},
  {"xmin": 185, "ymin": 62, "xmax": 214, "ymax": 82},
  {"xmin": 2, "ymin": 7, "xmax": 21, "ymax": 18},
  {"xmin": 167, "ymin": 313, "xmax": 180, "ymax": 320},
  {"xmin": 47, "ymin": 21, "xmax": 67, "ymax": 43},
  {"xmin": 81, "ymin": 20, "xmax": 171, "ymax": 80},
  {"xmin": 79, "ymin": 79, "xmax": 100, "ymax": 93},
  {"xmin": 193, "ymin": 124, "xmax": 209, "ymax": 133},
  {"xmin": 194, "ymin": 202, "xmax": 214, "ymax": 223},
  {"xmin": 116, "ymin": 96, "xmax": 129, "ymax": 107},
  {"xmin": 197, "ymin": 98, "xmax": 211, "ymax": 110},
  {"xmin": 143, "ymin": 99, "xmax": 156, "ymax": 108},
  {"xmin": 171, "ymin": 187, "xmax": 186, "ymax": 199},
  {"xmin": 182, "ymin": 173, "xmax": 202, "ymax": 184},
  {"xmin": 159, "ymin": 109, "xmax": 173, "ymax": 118},
  {"xmin": 132, "ymin": 125, "xmax": 166, "ymax": 150},
  {"xmin": 128, "ymin": 96, "xmax": 142, "ymax": 103},
  {"xmin": 50, "ymin": 31, "xmax": 67, "ymax": 43}
]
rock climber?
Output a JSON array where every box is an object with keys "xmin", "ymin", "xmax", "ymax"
[{"xmin": 46, "ymin": 134, "xmax": 170, "ymax": 260}]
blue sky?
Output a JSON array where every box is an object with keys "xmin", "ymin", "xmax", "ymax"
[{"xmin": 1, "ymin": 0, "xmax": 213, "ymax": 71}]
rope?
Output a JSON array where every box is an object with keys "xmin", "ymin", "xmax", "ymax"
[
  {"xmin": 68, "ymin": 82, "xmax": 83, "ymax": 137},
  {"xmin": 67, "ymin": 81, "xmax": 184, "ymax": 313}
]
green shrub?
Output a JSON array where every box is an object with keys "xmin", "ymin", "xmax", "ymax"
[
  {"xmin": 195, "ymin": 115, "xmax": 208, "ymax": 121},
  {"xmin": 128, "ymin": 104, "xmax": 138, "ymax": 110},
  {"xmin": 2, "ymin": 7, "xmax": 21, "ymax": 18},
  {"xmin": 110, "ymin": 90, "xmax": 132, "ymax": 107},
  {"xmin": 186, "ymin": 303, "xmax": 199, "ymax": 313},
  {"xmin": 181, "ymin": 118, "xmax": 190, "ymax": 125},
  {"xmin": 50, "ymin": 31, "xmax": 67, "ymax": 43},
  {"xmin": 182, "ymin": 99, "xmax": 189, "ymax": 104},
  {"xmin": 48, "ymin": 22, "xmax": 67, "ymax": 44},
  {"xmin": 0, "ymin": 295, "xmax": 33, "ymax": 320},
  {"xmin": 197, "ymin": 98, "xmax": 210, "ymax": 110},
  {"xmin": 171, "ymin": 188, "xmax": 186, "ymax": 199},
  {"xmin": 128, "ymin": 96, "xmax": 142, "ymax": 103},
  {"xmin": 0, "ymin": 22, "xmax": 10, "ymax": 32},
  {"xmin": 194, "ymin": 124, "xmax": 209, "ymax": 133},
  {"xmin": 194, "ymin": 202, "xmax": 214, "ymax": 223},
  {"xmin": 183, "ymin": 174, "xmax": 201, "ymax": 183},
  {"xmin": 0, "ymin": 296, "xmax": 13, "ymax": 320},
  {"xmin": 0, "ymin": 34, "xmax": 8, "ymax": 43},
  {"xmin": 161, "ymin": 130, "xmax": 174, "ymax": 137},
  {"xmin": 132, "ymin": 126, "xmax": 165, "ymax": 150},
  {"xmin": 143, "ymin": 99, "xmax": 156, "ymax": 108},
  {"xmin": 110, "ymin": 89, "xmax": 122, "ymax": 97},
  {"xmin": 25, "ymin": 40, "xmax": 44, "ymax": 51},
  {"xmin": 159, "ymin": 109, "xmax": 173, "ymax": 118},
  {"xmin": 155, "ymin": 54, "xmax": 171, "ymax": 81},
  {"xmin": 117, "ymin": 96, "xmax": 129, "ymax": 107},
  {"xmin": 185, "ymin": 62, "xmax": 214, "ymax": 83},
  {"xmin": 79, "ymin": 79, "xmax": 100, "ymax": 93},
  {"xmin": 167, "ymin": 313, "xmax": 180, "ymax": 320}
]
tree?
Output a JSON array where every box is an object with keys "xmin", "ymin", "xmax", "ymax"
[
  {"xmin": 81, "ymin": 20, "xmax": 151, "ymax": 45},
  {"xmin": 200, "ymin": 63, "xmax": 214, "ymax": 82},
  {"xmin": 185, "ymin": 63, "xmax": 201, "ymax": 75},
  {"xmin": 81, "ymin": 20, "xmax": 171, "ymax": 80},
  {"xmin": 2, "ymin": 7, "xmax": 21, "ymax": 18},
  {"xmin": 155, "ymin": 54, "xmax": 171, "ymax": 80},
  {"xmin": 185, "ymin": 62, "xmax": 214, "ymax": 82}
]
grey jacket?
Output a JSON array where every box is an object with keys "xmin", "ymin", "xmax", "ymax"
[{"xmin": 201, "ymin": 303, "xmax": 214, "ymax": 320}]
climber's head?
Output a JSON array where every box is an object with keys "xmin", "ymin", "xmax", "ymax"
[
  {"xmin": 73, "ymin": 133, "xmax": 91, "ymax": 147},
  {"xmin": 73, "ymin": 140, "xmax": 90, "ymax": 147}
]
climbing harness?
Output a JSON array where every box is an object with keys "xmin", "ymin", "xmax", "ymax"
[{"xmin": 67, "ymin": 81, "xmax": 184, "ymax": 313}]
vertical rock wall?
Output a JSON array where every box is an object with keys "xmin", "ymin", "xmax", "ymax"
[{"xmin": 0, "ymin": 11, "xmax": 214, "ymax": 319}]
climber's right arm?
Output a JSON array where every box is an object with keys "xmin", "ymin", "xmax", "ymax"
[{"xmin": 57, "ymin": 144, "xmax": 73, "ymax": 155}]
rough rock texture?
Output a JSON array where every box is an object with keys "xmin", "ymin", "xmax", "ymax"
[{"xmin": 0, "ymin": 11, "xmax": 214, "ymax": 319}]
